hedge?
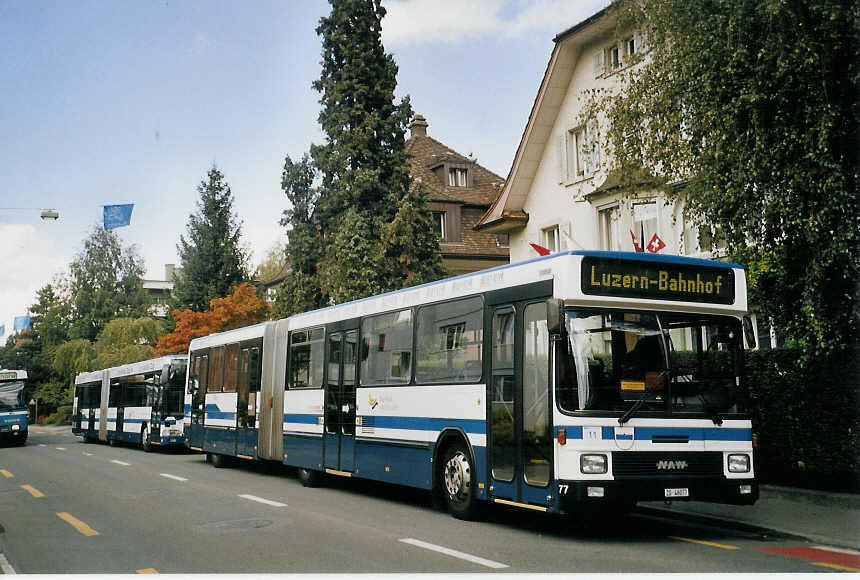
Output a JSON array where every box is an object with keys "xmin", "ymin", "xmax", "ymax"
[{"xmin": 744, "ymin": 347, "xmax": 860, "ymax": 492}]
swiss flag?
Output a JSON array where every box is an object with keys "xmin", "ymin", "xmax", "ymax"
[
  {"xmin": 646, "ymin": 233, "xmax": 666, "ymax": 253},
  {"xmin": 629, "ymin": 229, "xmax": 644, "ymax": 252},
  {"xmin": 530, "ymin": 243, "xmax": 551, "ymax": 256}
]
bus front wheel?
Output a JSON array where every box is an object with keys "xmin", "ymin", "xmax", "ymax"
[
  {"xmin": 441, "ymin": 443, "xmax": 478, "ymax": 520},
  {"xmin": 297, "ymin": 467, "xmax": 322, "ymax": 487},
  {"xmin": 141, "ymin": 424, "xmax": 152, "ymax": 453}
]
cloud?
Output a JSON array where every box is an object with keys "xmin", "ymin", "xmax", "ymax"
[
  {"xmin": 0, "ymin": 224, "xmax": 64, "ymax": 346},
  {"xmin": 382, "ymin": 0, "xmax": 609, "ymax": 47}
]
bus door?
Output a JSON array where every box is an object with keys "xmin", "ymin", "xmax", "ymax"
[
  {"xmin": 488, "ymin": 301, "xmax": 553, "ymax": 509},
  {"xmin": 324, "ymin": 329, "xmax": 358, "ymax": 472},
  {"xmin": 188, "ymin": 353, "xmax": 208, "ymax": 448}
]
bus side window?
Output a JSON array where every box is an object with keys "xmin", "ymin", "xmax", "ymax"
[
  {"xmin": 224, "ymin": 343, "xmax": 240, "ymax": 393},
  {"xmin": 209, "ymin": 347, "xmax": 225, "ymax": 393}
]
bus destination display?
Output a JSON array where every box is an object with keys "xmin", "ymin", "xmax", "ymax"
[{"xmin": 581, "ymin": 256, "xmax": 735, "ymax": 304}]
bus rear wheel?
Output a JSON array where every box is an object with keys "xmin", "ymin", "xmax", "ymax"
[
  {"xmin": 141, "ymin": 425, "xmax": 152, "ymax": 453},
  {"xmin": 441, "ymin": 443, "xmax": 478, "ymax": 520},
  {"xmin": 209, "ymin": 453, "xmax": 229, "ymax": 468},
  {"xmin": 297, "ymin": 467, "xmax": 323, "ymax": 487}
]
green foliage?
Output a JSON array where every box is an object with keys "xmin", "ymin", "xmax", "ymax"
[
  {"xmin": 744, "ymin": 347, "xmax": 860, "ymax": 490},
  {"xmin": 68, "ymin": 226, "xmax": 150, "ymax": 341},
  {"xmin": 174, "ymin": 165, "xmax": 249, "ymax": 312},
  {"xmin": 30, "ymin": 282, "xmax": 71, "ymax": 348},
  {"xmin": 51, "ymin": 339, "xmax": 95, "ymax": 386},
  {"xmin": 92, "ymin": 317, "xmax": 164, "ymax": 369},
  {"xmin": 33, "ymin": 380, "xmax": 73, "ymax": 408},
  {"xmin": 591, "ymin": 0, "xmax": 859, "ymax": 359},
  {"xmin": 277, "ymin": 0, "xmax": 445, "ymax": 311}
]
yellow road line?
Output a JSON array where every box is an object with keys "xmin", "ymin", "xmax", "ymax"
[
  {"xmin": 56, "ymin": 512, "xmax": 99, "ymax": 537},
  {"xmin": 668, "ymin": 536, "xmax": 739, "ymax": 550},
  {"xmin": 0, "ymin": 469, "xmax": 13, "ymax": 478},
  {"xmin": 136, "ymin": 568, "xmax": 159, "ymax": 574},
  {"xmin": 812, "ymin": 561, "xmax": 860, "ymax": 572},
  {"xmin": 20, "ymin": 485, "xmax": 44, "ymax": 498}
]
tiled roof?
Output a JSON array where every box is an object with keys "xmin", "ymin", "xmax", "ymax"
[{"xmin": 406, "ymin": 134, "xmax": 505, "ymax": 206}]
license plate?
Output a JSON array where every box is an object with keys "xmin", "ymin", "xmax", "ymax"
[{"xmin": 665, "ymin": 488, "xmax": 689, "ymax": 498}]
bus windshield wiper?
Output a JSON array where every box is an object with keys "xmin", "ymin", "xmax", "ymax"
[{"xmin": 618, "ymin": 371, "xmax": 669, "ymax": 425}]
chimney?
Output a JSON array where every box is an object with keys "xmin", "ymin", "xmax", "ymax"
[{"xmin": 410, "ymin": 114, "xmax": 428, "ymax": 138}]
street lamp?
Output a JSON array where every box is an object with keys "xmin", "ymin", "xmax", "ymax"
[{"xmin": 0, "ymin": 208, "xmax": 60, "ymax": 221}]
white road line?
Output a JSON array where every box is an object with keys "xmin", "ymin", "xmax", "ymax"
[
  {"xmin": 0, "ymin": 551, "xmax": 16, "ymax": 574},
  {"xmin": 160, "ymin": 473, "xmax": 188, "ymax": 482},
  {"xmin": 38, "ymin": 444, "xmax": 46, "ymax": 447},
  {"xmin": 111, "ymin": 460, "xmax": 131, "ymax": 466},
  {"xmin": 399, "ymin": 538, "xmax": 509, "ymax": 569},
  {"xmin": 812, "ymin": 545, "xmax": 860, "ymax": 556},
  {"xmin": 82, "ymin": 452, "xmax": 94, "ymax": 457},
  {"xmin": 238, "ymin": 494, "xmax": 287, "ymax": 507},
  {"xmin": 55, "ymin": 447, "xmax": 66, "ymax": 451}
]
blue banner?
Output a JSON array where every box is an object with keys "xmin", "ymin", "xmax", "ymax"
[
  {"xmin": 13, "ymin": 315, "xmax": 30, "ymax": 332},
  {"xmin": 103, "ymin": 204, "xmax": 134, "ymax": 230}
]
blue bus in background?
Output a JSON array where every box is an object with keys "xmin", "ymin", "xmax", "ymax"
[{"xmin": 0, "ymin": 370, "xmax": 30, "ymax": 446}]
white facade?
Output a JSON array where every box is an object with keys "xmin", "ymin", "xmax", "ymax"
[{"xmin": 478, "ymin": 6, "xmax": 715, "ymax": 264}]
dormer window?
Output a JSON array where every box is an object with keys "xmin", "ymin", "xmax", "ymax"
[{"xmin": 448, "ymin": 167, "xmax": 468, "ymax": 187}]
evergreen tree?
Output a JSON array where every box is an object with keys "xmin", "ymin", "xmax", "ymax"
[
  {"xmin": 68, "ymin": 226, "xmax": 150, "ymax": 341},
  {"xmin": 303, "ymin": 0, "xmax": 443, "ymax": 301},
  {"xmin": 174, "ymin": 165, "xmax": 248, "ymax": 312}
]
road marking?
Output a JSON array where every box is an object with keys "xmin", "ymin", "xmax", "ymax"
[
  {"xmin": 669, "ymin": 536, "xmax": 739, "ymax": 550},
  {"xmin": 812, "ymin": 562, "xmax": 860, "ymax": 572},
  {"xmin": 111, "ymin": 460, "xmax": 131, "ymax": 466},
  {"xmin": 55, "ymin": 447, "xmax": 66, "ymax": 451},
  {"xmin": 0, "ymin": 551, "xmax": 15, "ymax": 574},
  {"xmin": 238, "ymin": 494, "xmax": 287, "ymax": 507},
  {"xmin": 136, "ymin": 568, "xmax": 159, "ymax": 574},
  {"xmin": 399, "ymin": 538, "xmax": 509, "ymax": 569},
  {"xmin": 0, "ymin": 469, "xmax": 13, "ymax": 478},
  {"xmin": 760, "ymin": 546, "xmax": 860, "ymax": 569},
  {"xmin": 57, "ymin": 512, "xmax": 99, "ymax": 537},
  {"xmin": 38, "ymin": 444, "xmax": 46, "ymax": 447},
  {"xmin": 160, "ymin": 473, "xmax": 188, "ymax": 482},
  {"xmin": 20, "ymin": 485, "xmax": 44, "ymax": 498},
  {"xmin": 82, "ymin": 452, "xmax": 94, "ymax": 457}
]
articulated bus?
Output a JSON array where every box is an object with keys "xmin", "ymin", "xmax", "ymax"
[
  {"xmin": 0, "ymin": 370, "xmax": 30, "ymax": 446},
  {"xmin": 73, "ymin": 355, "xmax": 187, "ymax": 450},
  {"xmin": 185, "ymin": 251, "xmax": 758, "ymax": 519}
]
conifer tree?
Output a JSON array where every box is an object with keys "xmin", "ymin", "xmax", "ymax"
[
  {"xmin": 278, "ymin": 0, "xmax": 444, "ymax": 305},
  {"xmin": 174, "ymin": 166, "xmax": 248, "ymax": 312}
]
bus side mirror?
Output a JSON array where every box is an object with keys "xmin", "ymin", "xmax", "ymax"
[
  {"xmin": 742, "ymin": 316, "xmax": 756, "ymax": 349},
  {"xmin": 547, "ymin": 298, "xmax": 564, "ymax": 336}
]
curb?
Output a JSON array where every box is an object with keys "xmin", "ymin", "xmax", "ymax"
[{"xmin": 635, "ymin": 505, "xmax": 804, "ymax": 541}]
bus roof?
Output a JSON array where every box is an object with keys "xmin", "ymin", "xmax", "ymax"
[{"xmin": 74, "ymin": 355, "xmax": 187, "ymax": 385}]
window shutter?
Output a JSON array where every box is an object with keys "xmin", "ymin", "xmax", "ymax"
[
  {"xmin": 593, "ymin": 48, "xmax": 605, "ymax": 77},
  {"xmin": 558, "ymin": 133, "xmax": 568, "ymax": 183}
]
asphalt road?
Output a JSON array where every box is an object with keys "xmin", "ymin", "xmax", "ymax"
[{"xmin": 0, "ymin": 427, "xmax": 850, "ymax": 573}]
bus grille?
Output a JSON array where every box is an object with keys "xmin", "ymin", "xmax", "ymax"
[{"xmin": 612, "ymin": 451, "xmax": 723, "ymax": 478}]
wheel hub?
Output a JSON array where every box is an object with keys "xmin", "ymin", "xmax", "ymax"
[{"xmin": 444, "ymin": 452, "xmax": 471, "ymax": 498}]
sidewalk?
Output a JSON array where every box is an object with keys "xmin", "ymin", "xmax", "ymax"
[{"xmin": 639, "ymin": 484, "xmax": 860, "ymax": 550}]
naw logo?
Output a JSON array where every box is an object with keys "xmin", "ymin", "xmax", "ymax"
[{"xmin": 656, "ymin": 460, "xmax": 688, "ymax": 470}]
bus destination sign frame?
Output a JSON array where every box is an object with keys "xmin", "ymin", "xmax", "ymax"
[{"xmin": 581, "ymin": 256, "xmax": 735, "ymax": 305}]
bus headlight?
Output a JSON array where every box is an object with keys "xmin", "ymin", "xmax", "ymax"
[
  {"xmin": 11, "ymin": 424, "xmax": 20, "ymax": 431},
  {"xmin": 581, "ymin": 454, "xmax": 607, "ymax": 474},
  {"xmin": 728, "ymin": 454, "xmax": 750, "ymax": 473}
]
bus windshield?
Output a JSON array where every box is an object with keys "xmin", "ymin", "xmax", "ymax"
[
  {"xmin": 557, "ymin": 308, "xmax": 745, "ymax": 417},
  {"xmin": 0, "ymin": 381, "xmax": 27, "ymax": 410}
]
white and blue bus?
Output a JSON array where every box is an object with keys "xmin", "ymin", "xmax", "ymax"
[
  {"xmin": 0, "ymin": 370, "xmax": 30, "ymax": 446},
  {"xmin": 186, "ymin": 251, "xmax": 758, "ymax": 518},
  {"xmin": 73, "ymin": 355, "xmax": 187, "ymax": 451}
]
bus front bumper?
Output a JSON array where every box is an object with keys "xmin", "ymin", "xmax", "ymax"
[{"xmin": 559, "ymin": 477, "xmax": 759, "ymax": 512}]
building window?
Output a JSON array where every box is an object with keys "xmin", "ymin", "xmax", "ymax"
[
  {"xmin": 565, "ymin": 124, "xmax": 595, "ymax": 180},
  {"xmin": 632, "ymin": 202, "xmax": 658, "ymax": 249},
  {"xmin": 432, "ymin": 211, "xmax": 446, "ymax": 240},
  {"xmin": 541, "ymin": 225, "xmax": 560, "ymax": 253},
  {"xmin": 608, "ymin": 45, "xmax": 620, "ymax": 70},
  {"xmin": 598, "ymin": 206, "xmax": 621, "ymax": 251},
  {"xmin": 447, "ymin": 167, "xmax": 468, "ymax": 187},
  {"xmin": 624, "ymin": 36, "xmax": 636, "ymax": 59}
]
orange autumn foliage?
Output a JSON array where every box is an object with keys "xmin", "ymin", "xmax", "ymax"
[{"xmin": 154, "ymin": 283, "xmax": 271, "ymax": 355}]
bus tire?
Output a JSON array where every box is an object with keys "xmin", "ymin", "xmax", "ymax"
[
  {"xmin": 108, "ymin": 437, "xmax": 118, "ymax": 447},
  {"xmin": 15, "ymin": 434, "xmax": 27, "ymax": 446},
  {"xmin": 441, "ymin": 442, "xmax": 478, "ymax": 520},
  {"xmin": 141, "ymin": 424, "xmax": 152, "ymax": 453},
  {"xmin": 298, "ymin": 467, "xmax": 322, "ymax": 487},
  {"xmin": 210, "ymin": 453, "xmax": 229, "ymax": 468}
]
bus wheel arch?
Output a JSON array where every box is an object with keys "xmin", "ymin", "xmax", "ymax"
[{"xmin": 434, "ymin": 428, "xmax": 480, "ymax": 520}]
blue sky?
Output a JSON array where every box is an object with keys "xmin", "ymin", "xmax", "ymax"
[{"xmin": 0, "ymin": 0, "xmax": 608, "ymax": 345}]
